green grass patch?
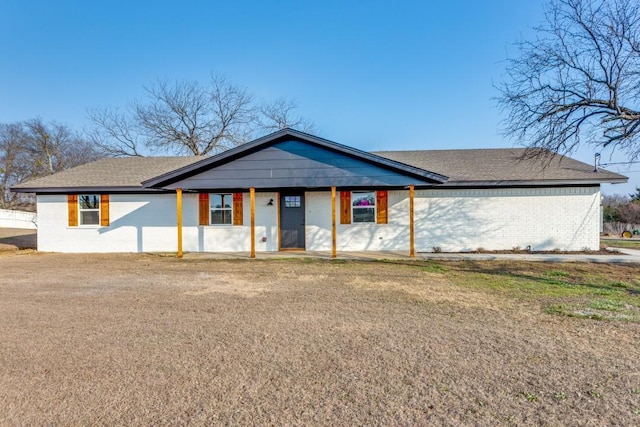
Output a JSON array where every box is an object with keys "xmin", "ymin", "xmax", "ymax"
[
  {"xmin": 545, "ymin": 304, "xmax": 606, "ymax": 320},
  {"xmin": 545, "ymin": 297, "xmax": 638, "ymax": 321},
  {"xmin": 588, "ymin": 299, "xmax": 626, "ymax": 312},
  {"xmin": 602, "ymin": 238, "xmax": 640, "ymax": 249},
  {"xmin": 436, "ymin": 261, "xmax": 640, "ymax": 322},
  {"xmin": 372, "ymin": 259, "xmax": 640, "ymax": 321},
  {"xmin": 419, "ymin": 261, "xmax": 448, "ymax": 273},
  {"xmin": 545, "ymin": 270, "xmax": 571, "ymax": 278}
]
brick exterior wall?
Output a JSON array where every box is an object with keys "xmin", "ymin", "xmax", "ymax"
[{"xmin": 37, "ymin": 186, "xmax": 600, "ymax": 253}]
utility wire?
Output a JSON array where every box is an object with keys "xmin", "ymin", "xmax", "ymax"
[{"xmin": 600, "ymin": 161, "xmax": 640, "ymax": 166}]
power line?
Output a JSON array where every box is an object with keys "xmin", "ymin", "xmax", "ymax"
[{"xmin": 599, "ymin": 160, "xmax": 640, "ymax": 166}]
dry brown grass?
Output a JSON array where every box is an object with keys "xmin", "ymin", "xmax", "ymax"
[{"xmin": 1, "ymin": 253, "xmax": 639, "ymax": 426}]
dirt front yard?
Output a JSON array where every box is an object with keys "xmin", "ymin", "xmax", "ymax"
[{"xmin": 0, "ymin": 252, "xmax": 639, "ymax": 426}]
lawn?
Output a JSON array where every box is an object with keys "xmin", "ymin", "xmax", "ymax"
[
  {"xmin": 0, "ymin": 252, "xmax": 639, "ymax": 425},
  {"xmin": 602, "ymin": 237, "xmax": 640, "ymax": 249}
]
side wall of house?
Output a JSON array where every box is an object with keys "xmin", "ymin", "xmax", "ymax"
[{"xmin": 412, "ymin": 186, "xmax": 601, "ymax": 252}]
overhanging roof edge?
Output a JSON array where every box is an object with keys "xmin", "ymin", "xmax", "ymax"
[{"xmin": 10, "ymin": 185, "xmax": 172, "ymax": 194}]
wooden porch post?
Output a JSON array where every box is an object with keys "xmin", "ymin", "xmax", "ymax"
[
  {"xmin": 331, "ymin": 186, "xmax": 337, "ymax": 258},
  {"xmin": 250, "ymin": 187, "xmax": 256, "ymax": 259},
  {"xmin": 409, "ymin": 185, "xmax": 415, "ymax": 258},
  {"xmin": 176, "ymin": 188, "xmax": 183, "ymax": 259}
]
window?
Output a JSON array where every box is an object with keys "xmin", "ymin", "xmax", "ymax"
[
  {"xmin": 210, "ymin": 194, "xmax": 232, "ymax": 225},
  {"xmin": 352, "ymin": 191, "xmax": 376, "ymax": 223},
  {"xmin": 284, "ymin": 195, "xmax": 301, "ymax": 208},
  {"xmin": 79, "ymin": 194, "xmax": 100, "ymax": 225}
]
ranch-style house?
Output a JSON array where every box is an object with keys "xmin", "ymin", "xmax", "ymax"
[{"xmin": 11, "ymin": 128, "xmax": 627, "ymax": 257}]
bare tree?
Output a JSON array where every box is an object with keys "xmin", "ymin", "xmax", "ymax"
[
  {"xmin": 0, "ymin": 119, "xmax": 100, "ymax": 210},
  {"xmin": 88, "ymin": 73, "xmax": 315, "ymax": 156},
  {"xmin": 0, "ymin": 123, "xmax": 30, "ymax": 209},
  {"xmin": 86, "ymin": 107, "xmax": 145, "ymax": 157},
  {"xmin": 257, "ymin": 97, "xmax": 317, "ymax": 134},
  {"xmin": 497, "ymin": 0, "xmax": 640, "ymax": 159},
  {"xmin": 136, "ymin": 76, "xmax": 256, "ymax": 155}
]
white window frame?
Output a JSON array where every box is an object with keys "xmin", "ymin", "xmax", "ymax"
[
  {"xmin": 210, "ymin": 193, "xmax": 233, "ymax": 225},
  {"xmin": 351, "ymin": 191, "xmax": 376, "ymax": 223},
  {"xmin": 78, "ymin": 194, "xmax": 100, "ymax": 226}
]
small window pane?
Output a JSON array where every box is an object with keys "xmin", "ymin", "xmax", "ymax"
[
  {"xmin": 353, "ymin": 207, "xmax": 375, "ymax": 223},
  {"xmin": 211, "ymin": 209, "xmax": 232, "ymax": 224},
  {"xmin": 78, "ymin": 194, "xmax": 100, "ymax": 225},
  {"xmin": 79, "ymin": 195, "xmax": 99, "ymax": 209},
  {"xmin": 352, "ymin": 192, "xmax": 376, "ymax": 223},
  {"xmin": 80, "ymin": 211, "xmax": 99, "ymax": 225},
  {"xmin": 284, "ymin": 196, "xmax": 301, "ymax": 208},
  {"xmin": 211, "ymin": 194, "xmax": 232, "ymax": 209},
  {"xmin": 353, "ymin": 192, "xmax": 375, "ymax": 207},
  {"xmin": 210, "ymin": 193, "xmax": 232, "ymax": 225}
]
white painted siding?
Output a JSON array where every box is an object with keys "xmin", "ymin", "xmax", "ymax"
[{"xmin": 37, "ymin": 186, "xmax": 601, "ymax": 253}]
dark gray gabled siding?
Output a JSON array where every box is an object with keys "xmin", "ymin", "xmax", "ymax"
[{"xmin": 163, "ymin": 140, "xmax": 439, "ymax": 190}]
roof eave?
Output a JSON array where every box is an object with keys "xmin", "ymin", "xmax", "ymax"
[
  {"xmin": 440, "ymin": 178, "xmax": 627, "ymax": 187},
  {"xmin": 10, "ymin": 185, "xmax": 170, "ymax": 194}
]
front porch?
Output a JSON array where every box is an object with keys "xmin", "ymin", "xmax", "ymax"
[{"xmin": 174, "ymin": 187, "xmax": 419, "ymax": 259}]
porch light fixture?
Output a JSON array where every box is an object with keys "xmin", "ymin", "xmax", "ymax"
[{"xmin": 267, "ymin": 198, "xmax": 274, "ymax": 206}]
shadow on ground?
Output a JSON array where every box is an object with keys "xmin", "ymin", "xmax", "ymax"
[{"xmin": 0, "ymin": 228, "xmax": 36, "ymax": 250}]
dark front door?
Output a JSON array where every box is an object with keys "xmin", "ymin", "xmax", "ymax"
[{"xmin": 280, "ymin": 193, "xmax": 305, "ymax": 249}]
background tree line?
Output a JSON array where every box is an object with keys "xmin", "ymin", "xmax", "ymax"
[
  {"xmin": 1, "ymin": 73, "xmax": 314, "ymax": 210},
  {"xmin": 602, "ymin": 189, "xmax": 640, "ymax": 235},
  {"xmin": 0, "ymin": 119, "xmax": 100, "ymax": 210}
]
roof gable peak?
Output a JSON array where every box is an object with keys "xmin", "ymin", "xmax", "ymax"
[{"xmin": 142, "ymin": 130, "xmax": 448, "ymax": 189}]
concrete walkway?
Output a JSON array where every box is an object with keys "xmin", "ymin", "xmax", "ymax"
[
  {"xmin": 418, "ymin": 247, "xmax": 640, "ymax": 264},
  {"xmin": 185, "ymin": 247, "xmax": 640, "ymax": 264}
]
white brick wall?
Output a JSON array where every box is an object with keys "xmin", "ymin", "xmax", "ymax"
[
  {"xmin": 305, "ymin": 187, "xmax": 600, "ymax": 252},
  {"xmin": 37, "ymin": 192, "xmax": 278, "ymax": 253},
  {"xmin": 37, "ymin": 186, "xmax": 601, "ymax": 253},
  {"xmin": 413, "ymin": 187, "xmax": 600, "ymax": 252}
]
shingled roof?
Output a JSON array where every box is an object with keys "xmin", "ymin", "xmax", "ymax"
[
  {"xmin": 11, "ymin": 156, "xmax": 204, "ymax": 192},
  {"xmin": 373, "ymin": 148, "xmax": 626, "ymax": 186},
  {"xmin": 11, "ymin": 142, "xmax": 627, "ymax": 193}
]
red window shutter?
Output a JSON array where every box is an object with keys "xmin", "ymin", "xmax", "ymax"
[
  {"xmin": 233, "ymin": 193, "xmax": 243, "ymax": 226},
  {"xmin": 100, "ymin": 194, "xmax": 110, "ymax": 226},
  {"xmin": 199, "ymin": 193, "xmax": 209, "ymax": 225},
  {"xmin": 68, "ymin": 195, "xmax": 78, "ymax": 227},
  {"xmin": 376, "ymin": 190, "xmax": 388, "ymax": 224},
  {"xmin": 340, "ymin": 191, "xmax": 351, "ymax": 224}
]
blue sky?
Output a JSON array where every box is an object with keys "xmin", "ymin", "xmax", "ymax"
[{"xmin": 0, "ymin": 0, "xmax": 636, "ymax": 194}]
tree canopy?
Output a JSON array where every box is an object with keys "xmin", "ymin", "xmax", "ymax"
[
  {"xmin": 497, "ymin": 0, "xmax": 640, "ymax": 159},
  {"xmin": 88, "ymin": 73, "xmax": 315, "ymax": 157},
  {"xmin": 0, "ymin": 119, "xmax": 101, "ymax": 209}
]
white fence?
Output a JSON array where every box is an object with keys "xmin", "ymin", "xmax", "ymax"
[{"xmin": 0, "ymin": 209, "xmax": 37, "ymax": 229}]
